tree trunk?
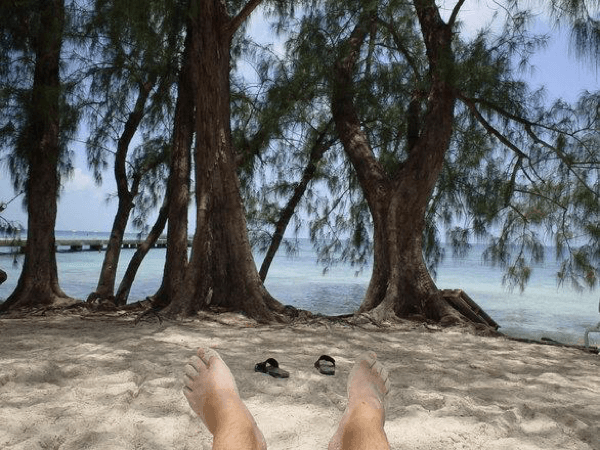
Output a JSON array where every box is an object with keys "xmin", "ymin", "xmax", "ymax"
[
  {"xmin": 114, "ymin": 194, "xmax": 169, "ymax": 306},
  {"xmin": 163, "ymin": 0, "xmax": 285, "ymax": 321},
  {"xmin": 150, "ymin": 28, "xmax": 195, "ymax": 309},
  {"xmin": 0, "ymin": 0, "xmax": 73, "ymax": 312},
  {"xmin": 88, "ymin": 80, "xmax": 154, "ymax": 303},
  {"xmin": 331, "ymin": 2, "xmax": 466, "ymax": 325},
  {"xmin": 259, "ymin": 121, "xmax": 333, "ymax": 281},
  {"xmin": 357, "ymin": 170, "xmax": 462, "ymax": 324}
]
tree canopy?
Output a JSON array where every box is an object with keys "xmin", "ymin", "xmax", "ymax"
[
  {"xmin": 243, "ymin": 0, "xmax": 600, "ymax": 296},
  {"xmin": 1, "ymin": 0, "xmax": 600, "ymax": 324}
]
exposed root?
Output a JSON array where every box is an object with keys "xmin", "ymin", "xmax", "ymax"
[
  {"xmin": 0, "ymin": 293, "xmax": 80, "ymax": 316},
  {"xmin": 133, "ymin": 308, "xmax": 163, "ymax": 326}
]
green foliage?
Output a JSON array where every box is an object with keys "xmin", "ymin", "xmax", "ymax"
[
  {"xmin": 239, "ymin": 0, "xmax": 600, "ymax": 295},
  {"xmin": 238, "ymin": 1, "xmax": 419, "ymax": 269},
  {"xmin": 2, "ymin": 0, "xmax": 600, "ymax": 299},
  {"xmin": 543, "ymin": 0, "xmax": 600, "ymax": 65},
  {"xmin": 0, "ymin": 192, "xmax": 24, "ymax": 239},
  {"xmin": 82, "ymin": 0, "xmax": 182, "ymax": 185},
  {"xmin": 0, "ymin": 197, "xmax": 23, "ymax": 267},
  {"xmin": 0, "ymin": 0, "xmax": 79, "ymax": 199}
]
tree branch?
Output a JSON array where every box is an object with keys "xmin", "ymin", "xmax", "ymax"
[
  {"xmin": 460, "ymin": 92, "xmax": 600, "ymax": 202},
  {"xmin": 522, "ymin": 123, "xmax": 598, "ymax": 197},
  {"xmin": 448, "ymin": 0, "xmax": 467, "ymax": 29},
  {"xmin": 376, "ymin": 18, "xmax": 422, "ymax": 79},
  {"xmin": 228, "ymin": 0, "xmax": 263, "ymax": 38},
  {"xmin": 259, "ymin": 120, "xmax": 335, "ymax": 281},
  {"xmin": 457, "ymin": 93, "xmax": 529, "ymax": 160},
  {"xmin": 466, "ymin": 96, "xmax": 585, "ymax": 146},
  {"xmin": 331, "ymin": 13, "xmax": 389, "ymax": 202}
]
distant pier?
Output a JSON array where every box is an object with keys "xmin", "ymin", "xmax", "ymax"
[{"xmin": 0, "ymin": 238, "xmax": 191, "ymax": 253}]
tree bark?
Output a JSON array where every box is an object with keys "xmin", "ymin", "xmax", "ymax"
[
  {"xmin": 0, "ymin": 0, "xmax": 73, "ymax": 312},
  {"xmin": 162, "ymin": 0, "xmax": 285, "ymax": 321},
  {"xmin": 150, "ymin": 28, "xmax": 195, "ymax": 309},
  {"xmin": 331, "ymin": 2, "xmax": 465, "ymax": 324},
  {"xmin": 88, "ymin": 79, "xmax": 155, "ymax": 303},
  {"xmin": 114, "ymin": 194, "xmax": 169, "ymax": 306}
]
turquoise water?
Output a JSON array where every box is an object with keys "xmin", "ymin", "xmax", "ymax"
[{"xmin": 1, "ymin": 231, "xmax": 599, "ymax": 346}]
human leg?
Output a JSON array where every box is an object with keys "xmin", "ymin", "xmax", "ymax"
[
  {"xmin": 328, "ymin": 352, "xmax": 391, "ymax": 450},
  {"xmin": 183, "ymin": 347, "xmax": 267, "ymax": 450}
]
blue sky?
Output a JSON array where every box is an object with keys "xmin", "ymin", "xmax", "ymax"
[{"xmin": 0, "ymin": 1, "xmax": 598, "ymax": 233}]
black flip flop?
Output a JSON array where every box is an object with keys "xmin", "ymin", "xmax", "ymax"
[
  {"xmin": 254, "ymin": 358, "xmax": 289, "ymax": 378},
  {"xmin": 314, "ymin": 355, "xmax": 335, "ymax": 375}
]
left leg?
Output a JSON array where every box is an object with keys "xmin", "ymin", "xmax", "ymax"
[{"xmin": 183, "ymin": 347, "xmax": 267, "ymax": 450}]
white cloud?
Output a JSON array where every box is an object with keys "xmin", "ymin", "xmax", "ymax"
[{"xmin": 64, "ymin": 167, "xmax": 94, "ymax": 192}]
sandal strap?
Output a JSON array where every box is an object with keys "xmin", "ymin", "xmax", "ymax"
[
  {"xmin": 314, "ymin": 354, "xmax": 335, "ymax": 368},
  {"xmin": 255, "ymin": 358, "xmax": 280, "ymax": 373}
]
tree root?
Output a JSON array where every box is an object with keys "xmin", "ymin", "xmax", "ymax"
[{"xmin": 133, "ymin": 307, "xmax": 163, "ymax": 325}]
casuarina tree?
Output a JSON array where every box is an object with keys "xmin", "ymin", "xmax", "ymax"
[
  {"xmin": 84, "ymin": 0, "xmax": 180, "ymax": 305},
  {"xmin": 273, "ymin": 0, "xmax": 598, "ymax": 325},
  {"xmin": 161, "ymin": 0, "xmax": 290, "ymax": 321},
  {"xmin": 0, "ymin": 0, "xmax": 79, "ymax": 311}
]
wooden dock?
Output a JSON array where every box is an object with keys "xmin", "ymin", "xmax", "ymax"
[{"xmin": 0, "ymin": 238, "xmax": 190, "ymax": 252}]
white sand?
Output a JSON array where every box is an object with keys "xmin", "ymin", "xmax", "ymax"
[{"xmin": 0, "ymin": 312, "xmax": 599, "ymax": 450}]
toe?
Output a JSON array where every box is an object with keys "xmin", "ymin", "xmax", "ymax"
[
  {"xmin": 196, "ymin": 347, "xmax": 208, "ymax": 360},
  {"xmin": 188, "ymin": 355, "xmax": 205, "ymax": 372},
  {"xmin": 197, "ymin": 347, "xmax": 222, "ymax": 366},
  {"xmin": 375, "ymin": 363, "xmax": 391, "ymax": 394},
  {"xmin": 363, "ymin": 351, "xmax": 377, "ymax": 364},
  {"xmin": 373, "ymin": 360, "xmax": 386, "ymax": 379},
  {"xmin": 185, "ymin": 362, "xmax": 200, "ymax": 380}
]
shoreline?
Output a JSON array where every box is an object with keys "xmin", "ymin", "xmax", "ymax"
[
  {"xmin": 2, "ymin": 239, "xmax": 600, "ymax": 348},
  {"xmin": 1, "ymin": 300, "xmax": 597, "ymax": 355},
  {"xmin": 1, "ymin": 312, "xmax": 599, "ymax": 449}
]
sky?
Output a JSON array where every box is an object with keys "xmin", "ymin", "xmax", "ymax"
[{"xmin": 0, "ymin": 0, "xmax": 598, "ymax": 234}]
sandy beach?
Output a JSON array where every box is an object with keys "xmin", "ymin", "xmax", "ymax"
[{"xmin": 1, "ymin": 311, "xmax": 599, "ymax": 450}]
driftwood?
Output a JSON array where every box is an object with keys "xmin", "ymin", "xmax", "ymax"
[
  {"xmin": 442, "ymin": 289, "xmax": 499, "ymax": 330},
  {"xmin": 508, "ymin": 336, "xmax": 599, "ymax": 355},
  {"xmin": 440, "ymin": 289, "xmax": 598, "ymax": 354}
]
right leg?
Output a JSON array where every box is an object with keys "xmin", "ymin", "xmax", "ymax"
[{"xmin": 328, "ymin": 352, "xmax": 391, "ymax": 450}]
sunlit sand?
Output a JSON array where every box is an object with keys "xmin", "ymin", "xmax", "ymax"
[{"xmin": 0, "ymin": 312, "xmax": 598, "ymax": 449}]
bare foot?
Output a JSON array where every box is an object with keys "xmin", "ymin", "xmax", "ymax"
[
  {"xmin": 328, "ymin": 351, "xmax": 391, "ymax": 450},
  {"xmin": 183, "ymin": 348, "xmax": 266, "ymax": 449}
]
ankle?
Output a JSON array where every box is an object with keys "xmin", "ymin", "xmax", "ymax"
[
  {"xmin": 340, "ymin": 404, "xmax": 388, "ymax": 450},
  {"xmin": 212, "ymin": 396, "xmax": 265, "ymax": 448},
  {"xmin": 348, "ymin": 399, "xmax": 385, "ymax": 424},
  {"xmin": 213, "ymin": 420, "xmax": 266, "ymax": 450}
]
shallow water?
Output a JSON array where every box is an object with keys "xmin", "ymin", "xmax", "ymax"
[{"xmin": 1, "ymin": 231, "xmax": 599, "ymax": 346}]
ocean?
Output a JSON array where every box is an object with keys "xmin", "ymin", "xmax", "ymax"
[{"xmin": 1, "ymin": 230, "xmax": 599, "ymax": 347}]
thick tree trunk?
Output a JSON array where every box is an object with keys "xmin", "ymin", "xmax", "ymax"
[
  {"xmin": 88, "ymin": 80, "xmax": 154, "ymax": 303},
  {"xmin": 0, "ymin": 0, "xmax": 74, "ymax": 312},
  {"xmin": 358, "ymin": 175, "xmax": 462, "ymax": 324},
  {"xmin": 331, "ymin": 2, "xmax": 466, "ymax": 325},
  {"xmin": 114, "ymin": 195, "xmax": 168, "ymax": 306},
  {"xmin": 163, "ymin": 0, "xmax": 284, "ymax": 321}
]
